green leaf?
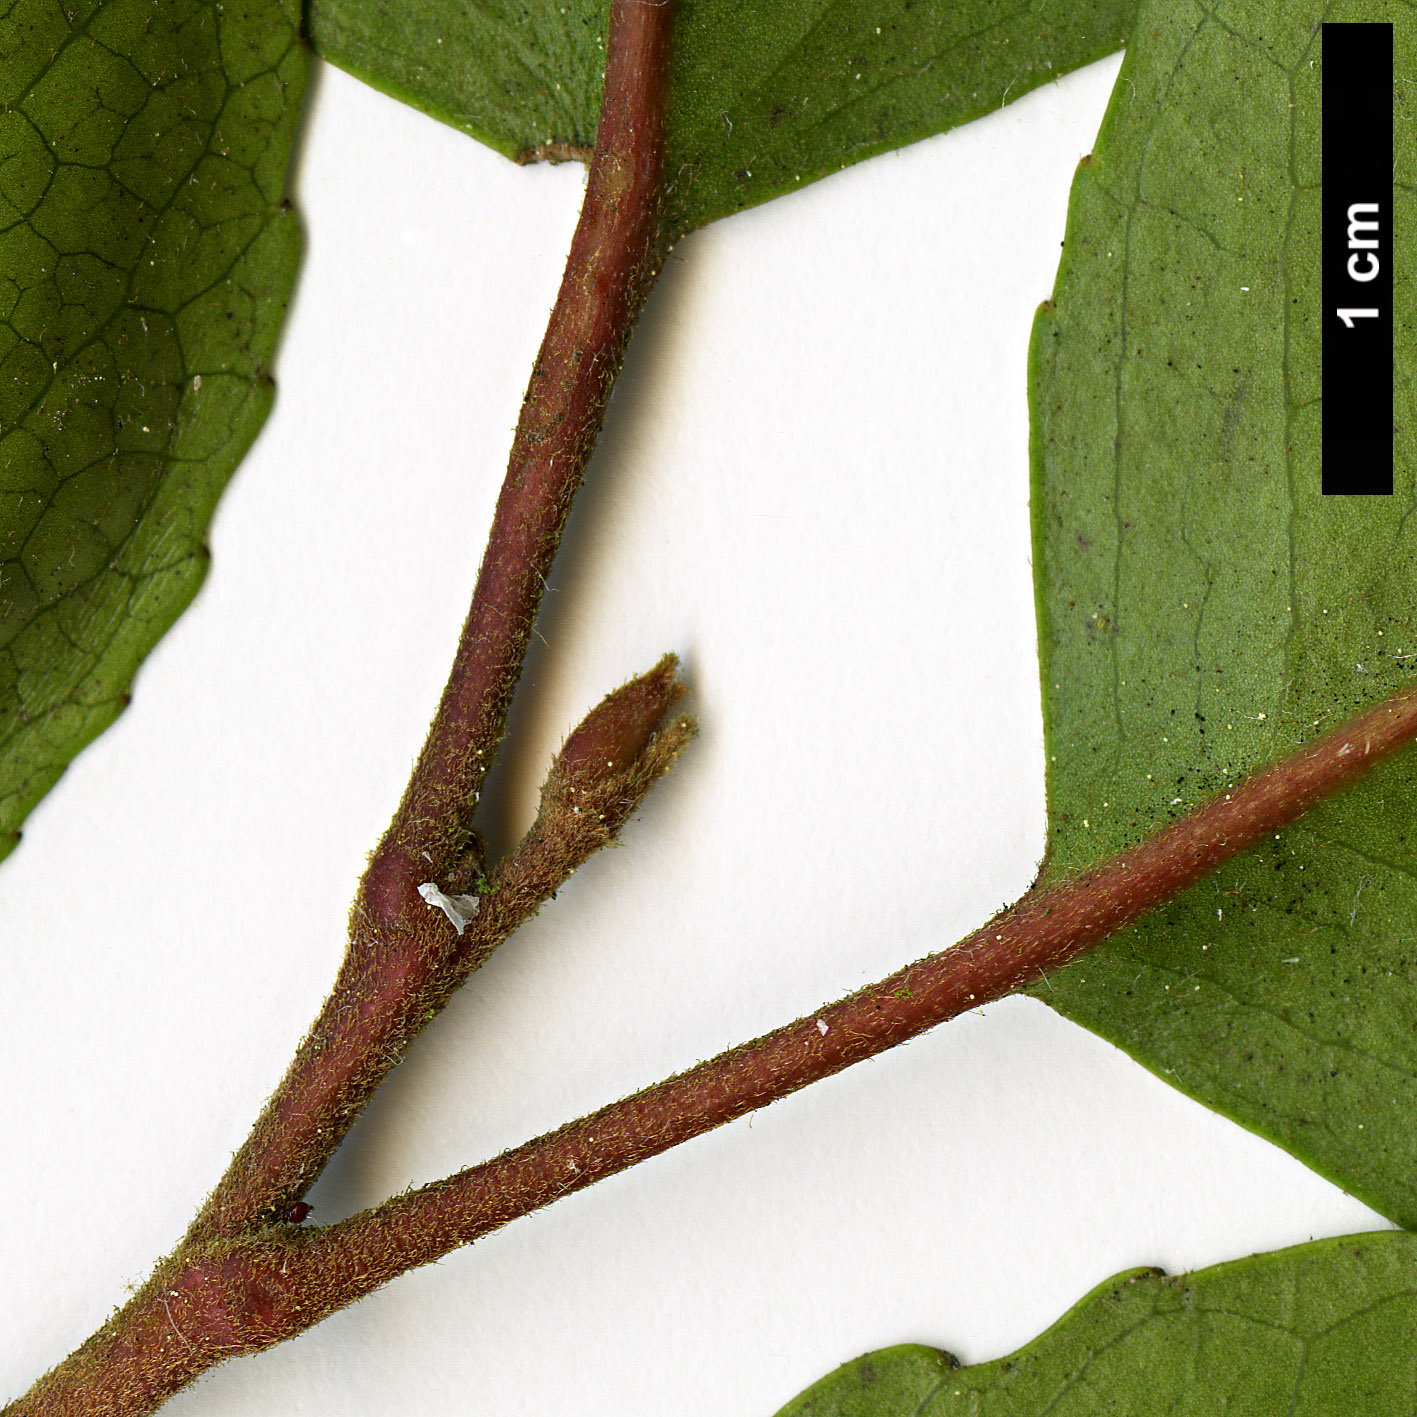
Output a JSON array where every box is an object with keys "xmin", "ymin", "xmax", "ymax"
[
  {"xmin": 0, "ymin": 0, "xmax": 307, "ymax": 860},
  {"xmin": 1028, "ymin": 0, "xmax": 1417, "ymax": 1220},
  {"xmin": 775, "ymin": 1231, "xmax": 1417, "ymax": 1416},
  {"xmin": 305, "ymin": 0, "xmax": 1138, "ymax": 236}
]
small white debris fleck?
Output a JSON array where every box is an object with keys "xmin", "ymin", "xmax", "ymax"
[
  {"xmin": 418, "ymin": 882, "xmax": 481, "ymax": 934},
  {"xmin": 1217, "ymin": 908, "xmax": 1223, "ymax": 921},
  {"xmin": 1282, "ymin": 957, "xmax": 1300, "ymax": 964},
  {"xmin": 815, "ymin": 1019, "xmax": 829, "ymax": 1036},
  {"xmin": 192, "ymin": 375, "xmax": 201, "ymax": 391}
]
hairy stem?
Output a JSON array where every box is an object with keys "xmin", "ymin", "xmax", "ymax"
[
  {"xmin": 190, "ymin": 0, "xmax": 674, "ymax": 1244},
  {"xmin": 288, "ymin": 678, "xmax": 1417, "ymax": 1281},
  {"xmin": 378, "ymin": 3, "xmax": 673, "ymax": 885},
  {"xmin": 15, "ymin": 680, "xmax": 1410, "ymax": 1417},
  {"xmin": 11, "ymin": 0, "xmax": 1416, "ymax": 1404},
  {"xmin": 7, "ymin": 7, "xmax": 681, "ymax": 1412}
]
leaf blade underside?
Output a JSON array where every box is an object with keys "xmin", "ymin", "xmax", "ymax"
[
  {"xmin": 775, "ymin": 1232, "xmax": 1417, "ymax": 1416},
  {"xmin": 0, "ymin": 0, "xmax": 308, "ymax": 859},
  {"xmin": 305, "ymin": 0, "xmax": 1140, "ymax": 237},
  {"xmin": 1029, "ymin": 0, "xmax": 1417, "ymax": 1221}
]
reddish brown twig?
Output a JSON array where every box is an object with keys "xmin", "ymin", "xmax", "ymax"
[
  {"xmin": 187, "ymin": 0, "xmax": 676, "ymax": 1245},
  {"xmin": 289, "ymin": 678, "xmax": 1417, "ymax": 1280},
  {"xmin": 9, "ymin": 0, "xmax": 1417, "ymax": 1406},
  {"xmin": 5, "ymin": 6, "xmax": 683, "ymax": 1408},
  {"xmin": 13, "ymin": 682, "xmax": 1413, "ymax": 1417},
  {"xmin": 3, "ymin": 664, "xmax": 692, "ymax": 1417}
]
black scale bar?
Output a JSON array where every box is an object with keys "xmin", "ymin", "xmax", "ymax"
[{"xmin": 1322, "ymin": 22, "xmax": 1394, "ymax": 495}]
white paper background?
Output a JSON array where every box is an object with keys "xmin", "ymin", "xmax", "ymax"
[{"xmin": 0, "ymin": 51, "xmax": 1392, "ymax": 1416}]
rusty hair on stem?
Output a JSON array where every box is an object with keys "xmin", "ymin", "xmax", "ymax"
[
  {"xmin": 243, "ymin": 681, "xmax": 1417, "ymax": 1305},
  {"xmin": 188, "ymin": 0, "xmax": 677, "ymax": 1251}
]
